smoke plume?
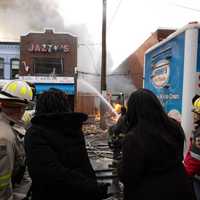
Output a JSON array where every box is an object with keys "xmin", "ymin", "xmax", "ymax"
[
  {"xmin": 0, "ymin": 0, "xmax": 65, "ymax": 40},
  {"xmin": 0, "ymin": 0, "xmax": 135, "ymax": 96}
]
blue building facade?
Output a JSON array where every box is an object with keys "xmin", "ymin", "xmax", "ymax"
[{"xmin": 0, "ymin": 42, "xmax": 20, "ymax": 79}]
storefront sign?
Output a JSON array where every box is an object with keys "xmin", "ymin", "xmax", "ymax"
[
  {"xmin": 19, "ymin": 76, "xmax": 74, "ymax": 84},
  {"xmin": 28, "ymin": 43, "xmax": 70, "ymax": 53}
]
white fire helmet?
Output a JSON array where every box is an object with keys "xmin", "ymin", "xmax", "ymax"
[{"xmin": 0, "ymin": 80, "xmax": 33, "ymax": 104}]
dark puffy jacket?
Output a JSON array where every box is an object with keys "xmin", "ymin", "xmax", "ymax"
[
  {"xmin": 119, "ymin": 127, "xmax": 196, "ymax": 200},
  {"xmin": 24, "ymin": 112, "xmax": 106, "ymax": 200}
]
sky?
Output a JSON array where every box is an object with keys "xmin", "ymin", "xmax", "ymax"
[
  {"xmin": 58, "ymin": 0, "xmax": 200, "ymax": 71},
  {"xmin": 0, "ymin": 0, "xmax": 200, "ymax": 72}
]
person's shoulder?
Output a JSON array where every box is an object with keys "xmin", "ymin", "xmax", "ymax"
[
  {"xmin": 168, "ymin": 117, "xmax": 184, "ymax": 133},
  {"xmin": 25, "ymin": 124, "xmax": 43, "ymax": 138},
  {"xmin": 123, "ymin": 131, "xmax": 136, "ymax": 143},
  {"xmin": 0, "ymin": 122, "xmax": 15, "ymax": 142}
]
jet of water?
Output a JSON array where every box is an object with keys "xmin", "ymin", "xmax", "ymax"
[{"xmin": 77, "ymin": 78, "xmax": 119, "ymax": 118}]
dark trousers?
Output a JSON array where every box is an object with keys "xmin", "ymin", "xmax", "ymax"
[{"xmin": 193, "ymin": 178, "xmax": 200, "ymax": 200}]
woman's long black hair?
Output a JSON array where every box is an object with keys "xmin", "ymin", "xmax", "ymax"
[
  {"xmin": 35, "ymin": 88, "xmax": 72, "ymax": 115},
  {"xmin": 126, "ymin": 88, "xmax": 185, "ymax": 146}
]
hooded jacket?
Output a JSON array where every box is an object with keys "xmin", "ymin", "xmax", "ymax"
[{"xmin": 24, "ymin": 112, "xmax": 106, "ymax": 200}]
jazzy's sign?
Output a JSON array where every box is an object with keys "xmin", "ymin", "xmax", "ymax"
[{"xmin": 28, "ymin": 43, "xmax": 70, "ymax": 53}]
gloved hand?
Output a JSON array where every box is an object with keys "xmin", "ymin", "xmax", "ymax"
[{"xmin": 98, "ymin": 182, "xmax": 112, "ymax": 199}]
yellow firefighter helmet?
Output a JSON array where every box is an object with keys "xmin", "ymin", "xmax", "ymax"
[
  {"xmin": 0, "ymin": 80, "xmax": 33, "ymax": 104},
  {"xmin": 193, "ymin": 97, "xmax": 200, "ymax": 114}
]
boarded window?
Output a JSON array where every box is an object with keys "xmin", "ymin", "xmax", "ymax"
[{"xmin": 33, "ymin": 58, "xmax": 64, "ymax": 76}]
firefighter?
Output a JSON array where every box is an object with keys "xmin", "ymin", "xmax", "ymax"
[
  {"xmin": 0, "ymin": 80, "xmax": 33, "ymax": 200},
  {"xmin": 107, "ymin": 106, "xmax": 128, "ymax": 198},
  {"xmin": 108, "ymin": 106, "xmax": 128, "ymax": 157},
  {"xmin": 184, "ymin": 95, "xmax": 200, "ymax": 200}
]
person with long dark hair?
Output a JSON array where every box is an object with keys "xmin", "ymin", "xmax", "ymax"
[
  {"xmin": 118, "ymin": 88, "xmax": 196, "ymax": 200},
  {"xmin": 24, "ymin": 88, "xmax": 109, "ymax": 200}
]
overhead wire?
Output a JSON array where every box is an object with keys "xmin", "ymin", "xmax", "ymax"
[
  {"xmin": 107, "ymin": 0, "xmax": 123, "ymax": 31},
  {"xmin": 172, "ymin": 3, "xmax": 200, "ymax": 13}
]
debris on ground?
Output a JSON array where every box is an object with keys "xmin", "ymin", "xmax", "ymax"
[{"xmin": 83, "ymin": 121, "xmax": 123, "ymax": 200}]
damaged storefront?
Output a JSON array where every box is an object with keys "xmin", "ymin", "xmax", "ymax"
[{"xmin": 19, "ymin": 29, "xmax": 77, "ymax": 110}]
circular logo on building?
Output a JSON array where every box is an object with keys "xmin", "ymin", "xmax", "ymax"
[{"xmin": 151, "ymin": 59, "xmax": 170, "ymax": 88}]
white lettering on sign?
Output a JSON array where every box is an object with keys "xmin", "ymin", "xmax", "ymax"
[
  {"xmin": 28, "ymin": 43, "xmax": 70, "ymax": 53},
  {"xmin": 19, "ymin": 76, "xmax": 74, "ymax": 84},
  {"xmin": 158, "ymin": 93, "xmax": 180, "ymax": 100}
]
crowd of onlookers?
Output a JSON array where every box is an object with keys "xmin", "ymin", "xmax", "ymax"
[{"xmin": 0, "ymin": 80, "xmax": 200, "ymax": 200}]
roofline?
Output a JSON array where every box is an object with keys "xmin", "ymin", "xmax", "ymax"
[
  {"xmin": 0, "ymin": 41, "xmax": 20, "ymax": 45},
  {"xmin": 21, "ymin": 28, "xmax": 78, "ymax": 38},
  {"xmin": 145, "ymin": 23, "xmax": 200, "ymax": 54}
]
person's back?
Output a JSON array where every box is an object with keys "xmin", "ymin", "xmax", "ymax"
[
  {"xmin": 24, "ymin": 89, "xmax": 108, "ymax": 200},
  {"xmin": 118, "ymin": 89, "xmax": 196, "ymax": 200}
]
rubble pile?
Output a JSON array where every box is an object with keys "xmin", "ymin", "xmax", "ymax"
[
  {"xmin": 82, "ymin": 124, "xmax": 99, "ymax": 134},
  {"xmin": 82, "ymin": 118, "xmax": 123, "ymax": 199}
]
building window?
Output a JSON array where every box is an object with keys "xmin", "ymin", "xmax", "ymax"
[
  {"xmin": 0, "ymin": 58, "xmax": 4, "ymax": 78},
  {"xmin": 11, "ymin": 58, "xmax": 20, "ymax": 79},
  {"xmin": 33, "ymin": 58, "xmax": 64, "ymax": 76}
]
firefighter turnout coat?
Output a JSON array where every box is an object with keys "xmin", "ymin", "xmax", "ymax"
[{"xmin": 0, "ymin": 113, "xmax": 26, "ymax": 200}]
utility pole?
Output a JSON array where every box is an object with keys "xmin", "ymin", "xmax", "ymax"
[{"xmin": 100, "ymin": 0, "xmax": 107, "ymax": 129}]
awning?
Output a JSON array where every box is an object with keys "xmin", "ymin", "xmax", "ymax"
[{"xmin": 35, "ymin": 83, "xmax": 75, "ymax": 95}]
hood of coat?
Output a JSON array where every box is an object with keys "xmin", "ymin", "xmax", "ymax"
[{"xmin": 31, "ymin": 112, "xmax": 88, "ymax": 132}]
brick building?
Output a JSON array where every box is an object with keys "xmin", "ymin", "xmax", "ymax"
[
  {"xmin": 128, "ymin": 29, "xmax": 175, "ymax": 88},
  {"xmin": 20, "ymin": 29, "xmax": 77, "ymax": 76},
  {"xmin": 114, "ymin": 29, "xmax": 175, "ymax": 89},
  {"xmin": 19, "ymin": 30, "xmax": 77, "ymax": 110}
]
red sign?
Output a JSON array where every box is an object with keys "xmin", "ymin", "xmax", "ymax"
[{"xmin": 28, "ymin": 43, "xmax": 70, "ymax": 53}]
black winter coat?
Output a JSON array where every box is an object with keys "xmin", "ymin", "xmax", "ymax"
[
  {"xmin": 119, "ymin": 128, "xmax": 196, "ymax": 200},
  {"xmin": 24, "ymin": 112, "xmax": 105, "ymax": 200}
]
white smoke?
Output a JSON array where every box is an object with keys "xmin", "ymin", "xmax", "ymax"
[
  {"xmin": 0, "ymin": 0, "xmax": 66, "ymax": 40},
  {"xmin": 0, "ymin": 0, "xmax": 133, "ymax": 96}
]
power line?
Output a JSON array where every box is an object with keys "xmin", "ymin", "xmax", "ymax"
[
  {"xmin": 78, "ymin": 43, "xmax": 100, "ymax": 74},
  {"xmin": 108, "ymin": 0, "xmax": 123, "ymax": 31},
  {"xmin": 172, "ymin": 3, "xmax": 200, "ymax": 12},
  {"xmin": 108, "ymin": 73, "xmax": 128, "ymax": 76},
  {"xmin": 77, "ymin": 70, "xmax": 100, "ymax": 76}
]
